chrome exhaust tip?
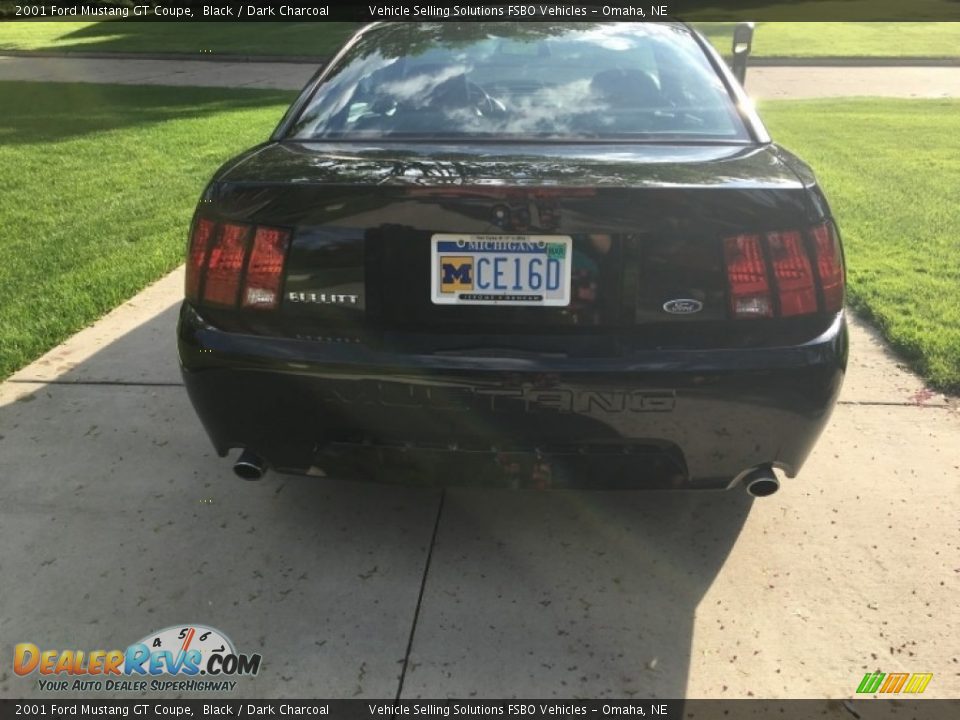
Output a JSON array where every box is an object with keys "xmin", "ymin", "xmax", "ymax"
[
  {"xmin": 233, "ymin": 449, "xmax": 267, "ymax": 481},
  {"xmin": 743, "ymin": 465, "xmax": 780, "ymax": 497}
]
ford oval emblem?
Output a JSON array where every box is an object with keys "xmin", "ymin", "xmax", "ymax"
[{"xmin": 663, "ymin": 299, "xmax": 703, "ymax": 315}]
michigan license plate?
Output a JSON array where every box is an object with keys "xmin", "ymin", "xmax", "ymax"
[{"xmin": 431, "ymin": 234, "xmax": 572, "ymax": 306}]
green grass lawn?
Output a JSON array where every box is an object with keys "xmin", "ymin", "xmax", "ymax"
[
  {"xmin": 761, "ymin": 98, "xmax": 960, "ymax": 392},
  {"xmin": 0, "ymin": 81, "xmax": 295, "ymax": 379},
  {"xmin": 0, "ymin": 20, "xmax": 359, "ymax": 57},
  {"xmin": 0, "ymin": 85, "xmax": 957, "ymax": 392},
  {"xmin": 697, "ymin": 22, "xmax": 960, "ymax": 58},
  {"xmin": 2, "ymin": 20, "xmax": 959, "ymax": 59}
]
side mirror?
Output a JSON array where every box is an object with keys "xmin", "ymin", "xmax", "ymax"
[{"xmin": 730, "ymin": 22, "xmax": 755, "ymax": 87}]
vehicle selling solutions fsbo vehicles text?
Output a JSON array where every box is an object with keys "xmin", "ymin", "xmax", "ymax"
[
  {"xmin": 367, "ymin": 5, "xmax": 588, "ymax": 17},
  {"xmin": 366, "ymin": 5, "xmax": 669, "ymax": 17}
]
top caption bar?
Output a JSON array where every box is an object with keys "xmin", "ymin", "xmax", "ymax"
[{"xmin": 4, "ymin": 0, "xmax": 960, "ymax": 22}]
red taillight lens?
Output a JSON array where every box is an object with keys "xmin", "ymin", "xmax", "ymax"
[
  {"xmin": 185, "ymin": 218, "xmax": 215, "ymax": 302},
  {"xmin": 186, "ymin": 218, "xmax": 291, "ymax": 310},
  {"xmin": 723, "ymin": 233, "xmax": 773, "ymax": 318},
  {"xmin": 767, "ymin": 230, "xmax": 817, "ymax": 317},
  {"xmin": 723, "ymin": 222, "xmax": 845, "ymax": 319},
  {"xmin": 202, "ymin": 222, "xmax": 250, "ymax": 307},
  {"xmin": 242, "ymin": 227, "xmax": 290, "ymax": 310},
  {"xmin": 811, "ymin": 221, "xmax": 845, "ymax": 312}
]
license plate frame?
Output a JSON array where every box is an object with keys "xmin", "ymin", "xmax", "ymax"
[{"xmin": 430, "ymin": 234, "xmax": 573, "ymax": 307}]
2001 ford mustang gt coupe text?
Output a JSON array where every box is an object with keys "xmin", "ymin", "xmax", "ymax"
[{"xmin": 178, "ymin": 21, "xmax": 847, "ymax": 495}]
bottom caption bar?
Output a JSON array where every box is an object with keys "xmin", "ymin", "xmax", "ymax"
[{"xmin": 1, "ymin": 701, "xmax": 958, "ymax": 720}]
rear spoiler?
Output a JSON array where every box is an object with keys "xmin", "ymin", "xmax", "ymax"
[{"xmin": 730, "ymin": 22, "xmax": 756, "ymax": 86}]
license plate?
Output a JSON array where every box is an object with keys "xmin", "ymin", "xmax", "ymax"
[{"xmin": 430, "ymin": 234, "xmax": 572, "ymax": 306}]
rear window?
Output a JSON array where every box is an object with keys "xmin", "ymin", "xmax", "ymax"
[{"xmin": 288, "ymin": 22, "xmax": 750, "ymax": 143}]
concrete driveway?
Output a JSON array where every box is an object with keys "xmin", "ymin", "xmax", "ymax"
[{"xmin": 1, "ymin": 268, "xmax": 957, "ymax": 700}]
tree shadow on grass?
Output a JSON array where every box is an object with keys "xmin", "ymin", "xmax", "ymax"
[
  {"xmin": 10, "ymin": 20, "xmax": 359, "ymax": 58},
  {"xmin": 0, "ymin": 80, "xmax": 296, "ymax": 145}
]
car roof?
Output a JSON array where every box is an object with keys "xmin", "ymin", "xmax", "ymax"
[{"xmin": 350, "ymin": 20, "xmax": 695, "ymax": 45}]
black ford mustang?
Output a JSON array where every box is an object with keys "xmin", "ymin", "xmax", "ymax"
[{"xmin": 178, "ymin": 22, "xmax": 847, "ymax": 495}]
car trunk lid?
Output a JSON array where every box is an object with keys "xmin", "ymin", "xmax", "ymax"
[{"xmin": 197, "ymin": 141, "xmax": 825, "ymax": 344}]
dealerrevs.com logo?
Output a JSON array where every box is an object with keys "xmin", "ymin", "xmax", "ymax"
[{"xmin": 14, "ymin": 624, "xmax": 261, "ymax": 693}]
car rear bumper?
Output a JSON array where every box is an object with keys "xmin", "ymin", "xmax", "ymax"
[{"xmin": 178, "ymin": 305, "xmax": 848, "ymax": 490}]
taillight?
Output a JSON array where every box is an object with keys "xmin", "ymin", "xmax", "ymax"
[
  {"xmin": 186, "ymin": 219, "xmax": 291, "ymax": 310},
  {"xmin": 185, "ymin": 218, "xmax": 215, "ymax": 302},
  {"xmin": 723, "ymin": 233, "xmax": 773, "ymax": 319},
  {"xmin": 202, "ymin": 223, "xmax": 250, "ymax": 307},
  {"xmin": 242, "ymin": 227, "xmax": 291, "ymax": 310},
  {"xmin": 811, "ymin": 221, "xmax": 845, "ymax": 313},
  {"xmin": 768, "ymin": 230, "xmax": 817, "ymax": 317},
  {"xmin": 723, "ymin": 221, "xmax": 844, "ymax": 319}
]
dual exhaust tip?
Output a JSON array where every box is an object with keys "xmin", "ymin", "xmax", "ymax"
[
  {"xmin": 233, "ymin": 449, "xmax": 267, "ymax": 481},
  {"xmin": 233, "ymin": 451, "xmax": 781, "ymax": 496},
  {"xmin": 742, "ymin": 465, "xmax": 780, "ymax": 498}
]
